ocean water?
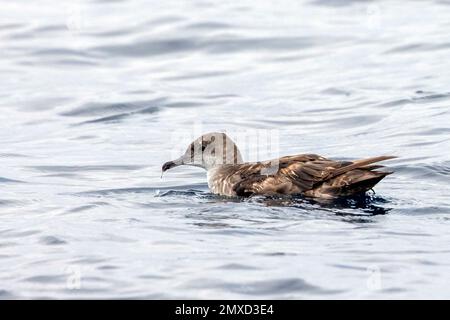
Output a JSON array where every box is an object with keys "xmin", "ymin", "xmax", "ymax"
[{"xmin": 1, "ymin": 0, "xmax": 450, "ymax": 299}]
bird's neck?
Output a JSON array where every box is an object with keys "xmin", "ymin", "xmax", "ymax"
[{"xmin": 206, "ymin": 165, "xmax": 221, "ymax": 192}]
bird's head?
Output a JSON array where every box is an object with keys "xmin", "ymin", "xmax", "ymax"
[{"xmin": 162, "ymin": 132, "xmax": 243, "ymax": 173}]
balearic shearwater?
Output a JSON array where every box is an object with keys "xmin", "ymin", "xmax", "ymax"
[{"xmin": 162, "ymin": 132, "xmax": 396, "ymax": 199}]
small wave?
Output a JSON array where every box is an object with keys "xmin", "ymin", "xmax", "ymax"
[
  {"xmin": 29, "ymin": 165, "xmax": 144, "ymax": 173},
  {"xmin": 156, "ymin": 189, "xmax": 207, "ymax": 197},
  {"xmin": 78, "ymin": 183, "xmax": 208, "ymax": 197},
  {"xmin": 385, "ymin": 42, "xmax": 450, "ymax": 54},
  {"xmin": 184, "ymin": 277, "xmax": 342, "ymax": 296},
  {"xmin": 413, "ymin": 92, "xmax": 450, "ymax": 103},
  {"xmin": 60, "ymin": 98, "xmax": 165, "ymax": 120},
  {"xmin": 0, "ymin": 22, "xmax": 24, "ymax": 32},
  {"xmin": 0, "ymin": 229, "xmax": 41, "ymax": 238},
  {"xmin": 403, "ymin": 138, "xmax": 449, "ymax": 148},
  {"xmin": 65, "ymin": 202, "xmax": 110, "ymax": 214},
  {"xmin": 51, "ymin": 59, "xmax": 98, "ymax": 66},
  {"xmin": 0, "ymin": 199, "xmax": 18, "ymax": 207},
  {"xmin": 0, "ymin": 177, "xmax": 24, "ymax": 184},
  {"xmin": 93, "ymin": 35, "xmax": 321, "ymax": 57},
  {"xmin": 320, "ymin": 87, "xmax": 352, "ymax": 96},
  {"xmin": 78, "ymin": 105, "xmax": 160, "ymax": 124},
  {"xmin": 376, "ymin": 98, "xmax": 413, "ymax": 108},
  {"xmin": 384, "ymin": 43, "xmax": 425, "ymax": 54},
  {"xmin": 23, "ymin": 275, "xmax": 66, "ymax": 284},
  {"xmin": 60, "ymin": 97, "xmax": 207, "ymax": 125},
  {"xmin": 312, "ymin": 0, "xmax": 363, "ymax": 7},
  {"xmin": 375, "ymin": 91, "xmax": 450, "ymax": 108},
  {"xmin": 80, "ymin": 112, "xmax": 136, "ymax": 124},
  {"xmin": 39, "ymin": 236, "xmax": 67, "ymax": 246},
  {"xmin": 32, "ymin": 24, "xmax": 65, "ymax": 34},
  {"xmin": 216, "ymin": 263, "xmax": 260, "ymax": 270},
  {"xmin": 260, "ymin": 114, "xmax": 384, "ymax": 128},
  {"xmin": 31, "ymin": 48, "xmax": 95, "ymax": 59},
  {"xmin": 185, "ymin": 22, "xmax": 233, "ymax": 30},
  {"xmin": 162, "ymin": 70, "xmax": 235, "ymax": 81},
  {"xmin": 0, "ymin": 289, "xmax": 14, "ymax": 299},
  {"xmin": 0, "ymin": 153, "xmax": 29, "ymax": 158},
  {"xmin": 394, "ymin": 161, "xmax": 450, "ymax": 182},
  {"xmin": 231, "ymin": 278, "xmax": 338, "ymax": 295}
]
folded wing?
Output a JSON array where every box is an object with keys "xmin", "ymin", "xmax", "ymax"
[{"xmin": 231, "ymin": 154, "xmax": 395, "ymax": 198}]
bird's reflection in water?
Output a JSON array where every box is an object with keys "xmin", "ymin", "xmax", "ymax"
[
  {"xmin": 158, "ymin": 187, "xmax": 390, "ymax": 218},
  {"xmin": 252, "ymin": 193, "xmax": 391, "ymax": 218},
  {"xmin": 179, "ymin": 189, "xmax": 391, "ymax": 229}
]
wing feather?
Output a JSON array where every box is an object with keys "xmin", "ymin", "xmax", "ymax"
[{"xmin": 228, "ymin": 154, "xmax": 395, "ymax": 197}]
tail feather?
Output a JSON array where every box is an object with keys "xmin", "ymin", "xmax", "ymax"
[
  {"xmin": 311, "ymin": 156, "xmax": 397, "ymax": 198},
  {"xmin": 329, "ymin": 156, "xmax": 397, "ymax": 180},
  {"xmin": 339, "ymin": 171, "xmax": 391, "ymax": 196}
]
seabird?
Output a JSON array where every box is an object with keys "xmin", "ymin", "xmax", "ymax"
[{"xmin": 162, "ymin": 132, "xmax": 396, "ymax": 199}]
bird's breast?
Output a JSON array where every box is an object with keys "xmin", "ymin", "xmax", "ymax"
[{"xmin": 206, "ymin": 167, "xmax": 236, "ymax": 196}]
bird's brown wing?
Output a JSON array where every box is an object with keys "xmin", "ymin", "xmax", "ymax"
[
  {"xmin": 231, "ymin": 154, "xmax": 395, "ymax": 197},
  {"xmin": 231, "ymin": 154, "xmax": 342, "ymax": 196},
  {"xmin": 278, "ymin": 154, "xmax": 348, "ymax": 189}
]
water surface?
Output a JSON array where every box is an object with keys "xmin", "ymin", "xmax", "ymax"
[{"xmin": 1, "ymin": 0, "xmax": 450, "ymax": 299}]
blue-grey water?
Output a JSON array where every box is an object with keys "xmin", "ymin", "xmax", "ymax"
[{"xmin": 1, "ymin": 0, "xmax": 450, "ymax": 299}]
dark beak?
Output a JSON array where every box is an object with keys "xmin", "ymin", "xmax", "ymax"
[
  {"xmin": 162, "ymin": 161, "xmax": 176, "ymax": 172},
  {"xmin": 161, "ymin": 157, "xmax": 184, "ymax": 172}
]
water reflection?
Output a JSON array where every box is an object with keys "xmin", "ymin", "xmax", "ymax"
[{"xmin": 251, "ymin": 193, "xmax": 391, "ymax": 217}]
